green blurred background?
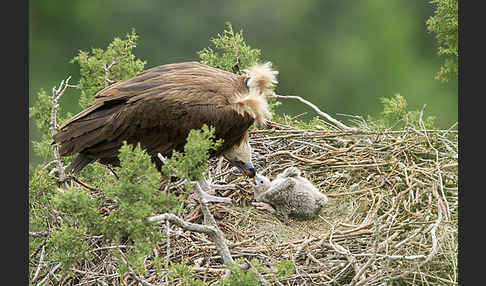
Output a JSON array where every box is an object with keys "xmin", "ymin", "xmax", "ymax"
[{"xmin": 29, "ymin": 0, "xmax": 458, "ymax": 167}]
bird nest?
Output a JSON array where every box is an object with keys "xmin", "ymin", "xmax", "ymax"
[
  {"xmin": 30, "ymin": 77, "xmax": 458, "ymax": 285},
  {"xmin": 142, "ymin": 118, "xmax": 458, "ymax": 285},
  {"xmin": 61, "ymin": 117, "xmax": 457, "ymax": 286}
]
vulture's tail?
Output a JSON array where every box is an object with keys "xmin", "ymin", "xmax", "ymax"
[
  {"xmin": 53, "ymin": 105, "xmax": 123, "ymax": 156},
  {"xmin": 52, "ymin": 103, "xmax": 126, "ymax": 174}
]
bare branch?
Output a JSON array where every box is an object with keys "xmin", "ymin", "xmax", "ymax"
[
  {"xmin": 50, "ymin": 76, "xmax": 72, "ymax": 184},
  {"xmin": 148, "ymin": 213, "xmax": 218, "ymax": 236},
  {"xmin": 103, "ymin": 60, "xmax": 117, "ymax": 85},
  {"xmin": 35, "ymin": 262, "xmax": 61, "ymax": 286},
  {"xmin": 31, "ymin": 245, "xmax": 45, "ymax": 283},
  {"xmin": 272, "ymin": 93, "xmax": 355, "ymax": 131},
  {"xmin": 194, "ymin": 182, "xmax": 236, "ymax": 266},
  {"xmin": 29, "ymin": 231, "xmax": 50, "ymax": 238}
]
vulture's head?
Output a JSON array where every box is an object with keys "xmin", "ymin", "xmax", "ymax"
[{"xmin": 222, "ymin": 133, "xmax": 256, "ymax": 178}]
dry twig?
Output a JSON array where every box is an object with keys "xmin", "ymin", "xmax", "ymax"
[
  {"xmin": 272, "ymin": 93, "xmax": 355, "ymax": 131},
  {"xmin": 50, "ymin": 76, "xmax": 72, "ymax": 184}
]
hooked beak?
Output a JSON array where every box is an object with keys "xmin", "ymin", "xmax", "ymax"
[{"xmin": 233, "ymin": 160, "xmax": 256, "ymax": 178}]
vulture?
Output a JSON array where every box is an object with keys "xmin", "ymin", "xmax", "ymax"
[{"xmin": 53, "ymin": 61, "xmax": 278, "ymax": 201}]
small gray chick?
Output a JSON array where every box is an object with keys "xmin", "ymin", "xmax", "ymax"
[{"xmin": 251, "ymin": 167, "xmax": 328, "ymax": 223}]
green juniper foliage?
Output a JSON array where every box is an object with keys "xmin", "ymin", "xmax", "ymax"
[
  {"xmin": 100, "ymin": 142, "xmax": 180, "ymax": 272},
  {"xmin": 198, "ymin": 22, "xmax": 281, "ymax": 118},
  {"xmin": 102, "ymin": 142, "xmax": 181, "ymax": 229},
  {"xmin": 46, "ymin": 224, "xmax": 91, "ymax": 273},
  {"xmin": 198, "ymin": 22, "xmax": 261, "ymax": 74},
  {"xmin": 218, "ymin": 262, "xmax": 260, "ymax": 286},
  {"xmin": 51, "ymin": 187, "xmax": 102, "ymax": 231},
  {"xmin": 71, "ymin": 28, "xmax": 146, "ymax": 109},
  {"xmin": 248, "ymin": 258, "xmax": 268, "ymax": 275},
  {"xmin": 29, "ymin": 168, "xmax": 58, "ymax": 232},
  {"xmin": 426, "ymin": 0, "xmax": 458, "ymax": 82},
  {"xmin": 75, "ymin": 160, "xmax": 113, "ymax": 188},
  {"xmin": 32, "ymin": 142, "xmax": 180, "ymax": 274},
  {"xmin": 166, "ymin": 257, "xmax": 207, "ymax": 286},
  {"xmin": 29, "ymin": 88, "xmax": 57, "ymax": 136},
  {"xmin": 368, "ymin": 94, "xmax": 436, "ymax": 130},
  {"xmin": 380, "ymin": 94, "xmax": 408, "ymax": 125},
  {"xmin": 273, "ymin": 258, "xmax": 295, "ymax": 279},
  {"xmin": 162, "ymin": 124, "xmax": 222, "ymax": 188}
]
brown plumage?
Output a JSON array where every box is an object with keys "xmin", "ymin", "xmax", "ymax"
[{"xmin": 53, "ymin": 61, "xmax": 278, "ymax": 175}]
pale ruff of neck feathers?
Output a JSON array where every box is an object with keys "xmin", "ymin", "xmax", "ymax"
[{"xmin": 232, "ymin": 62, "xmax": 278, "ymax": 126}]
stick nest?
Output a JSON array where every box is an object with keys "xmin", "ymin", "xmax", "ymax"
[{"xmin": 46, "ymin": 117, "xmax": 459, "ymax": 285}]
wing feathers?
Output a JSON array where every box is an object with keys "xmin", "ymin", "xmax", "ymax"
[{"xmin": 117, "ymin": 81, "xmax": 167, "ymax": 93}]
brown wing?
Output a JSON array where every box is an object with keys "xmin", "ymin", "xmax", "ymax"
[{"xmin": 53, "ymin": 61, "xmax": 253, "ymax": 171}]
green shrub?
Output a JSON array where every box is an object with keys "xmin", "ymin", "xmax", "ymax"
[
  {"xmin": 162, "ymin": 124, "xmax": 222, "ymax": 187},
  {"xmin": 273, "ymin": 258, "xmax": 295, "ymax": 279},
  {"xmin": 218, "ymin": 264, "xmax": 260, "ymax": 286},
  {"xmin": 166, "ymin": 257, "xmax": 207, "ymax": 286},
  {"xmin": 100, "ymin": 142, "xmax": 180, "ymax": 270},
  {"xmin": 368, "ymin": 94, "xmax": 436, "ymax": 130},
  {"xmin": 198, "ymin": 22, "xmax": 261, "ymax": 74},
  {"xmin": 198, "ymin": 22, "xmax": 280, "ymax": 116},
  {"xmin": 43, "ymin": 142, "xmax": 181, "ymax": 274},
  {"xmin": 51, "ymin": 187, "xmax": 102, "ymax": 231},
  {"xmin": 29, "ymin": 167, "xmax": 58, "ymax": 232},
  {"xmin": 47, "ymin": 224, "xmax": 91, "ymax": 273},
  {"xmin": 71, "ymin": 28, "xmax": 146, "ymax": 109}
]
